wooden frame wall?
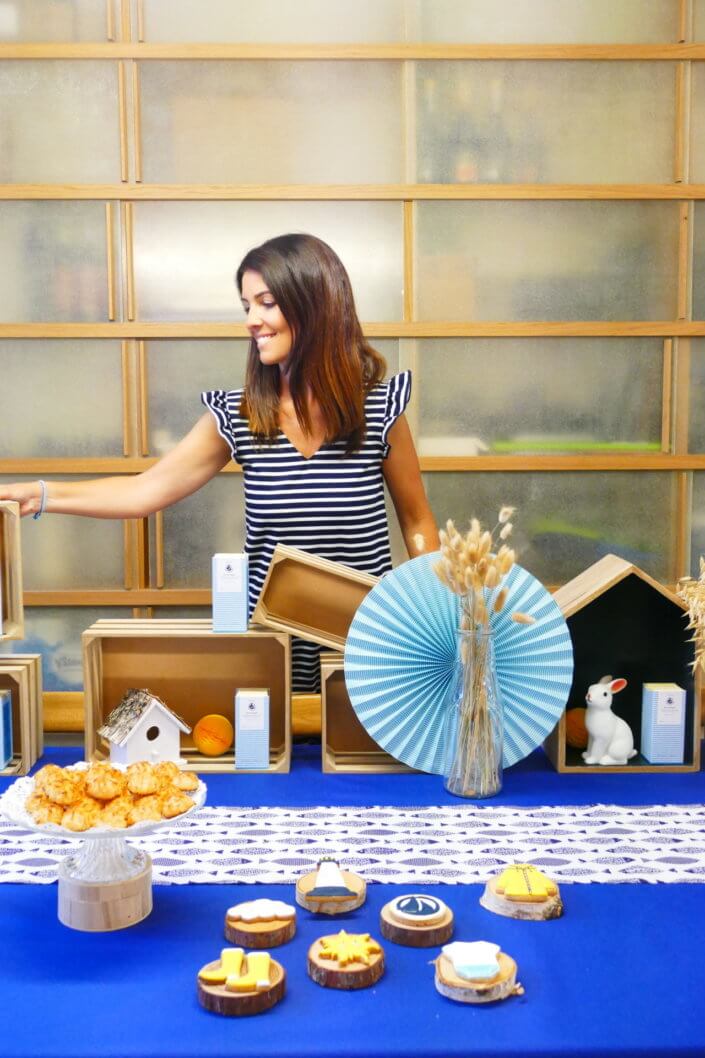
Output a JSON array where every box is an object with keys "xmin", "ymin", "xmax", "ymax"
[{"xmin": 1, "ymin": 7, "xmax": 704, "ymax": 624}]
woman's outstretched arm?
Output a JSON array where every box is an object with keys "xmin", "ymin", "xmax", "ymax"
[
  {"xmin": 0, "ymin": 413, "xmax": 231, "ymax": 519},
  {"xmin": 382, "ymin": 415, "xmax": 440, "ymax": 557}
]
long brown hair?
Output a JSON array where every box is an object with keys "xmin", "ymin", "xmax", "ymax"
[{"xmin": 236, "ymin": 233, "xmax": 386, "ymax": 453}]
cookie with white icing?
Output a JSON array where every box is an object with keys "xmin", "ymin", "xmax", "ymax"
[
  {"xmin": 380, "ymin": 893, "xmax": 454, "ymax": 947},
  {"xmin": 434, "ymin": 941, "xmax": 524, "ymax": 1004},
  {"xmin": 225, "ymin": 898, "xmax": 297, "ymax": 948}
]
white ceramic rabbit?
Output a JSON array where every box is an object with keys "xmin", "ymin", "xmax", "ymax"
[{"xmin": 582, "ymin": 675, "xmax": 637, "ymax": 766}]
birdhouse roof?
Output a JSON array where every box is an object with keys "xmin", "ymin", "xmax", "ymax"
[
  {"xmin": 97, "ymin": 688, "xmax": 191, "ymax": 746},
  {"xmin": 552, "ymin": 553, "xmax": 685, "ymax": 619}
]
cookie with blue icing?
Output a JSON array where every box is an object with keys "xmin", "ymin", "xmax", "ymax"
[{"xmin": 380, "ymin": 893, "xmax": 454, "ymax": 947}]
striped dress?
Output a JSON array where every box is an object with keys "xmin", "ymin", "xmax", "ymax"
[{"xmin": 202, "ymin": 370, "xmax": 411, "ymax": 692}]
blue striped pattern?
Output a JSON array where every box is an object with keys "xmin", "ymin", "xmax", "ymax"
[
  {"xmin": 202, "ymin": 371, "xmax": 412, "ymax": 691},
  {"xmin": 344, "ymin": 553, "xmax": 574, "ymax": 772}
]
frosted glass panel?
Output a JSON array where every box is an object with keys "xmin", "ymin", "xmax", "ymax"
[
  {"xmin": 155, "ymin": 475, "xmax": 245, "ymax": 588},
  {"xmin": 146, "ymin": 339, "xmax": 400, "ymax": 455},
  {"xmin": 142, "ymin": 0, "xmax": 405, "ymax": 42},
  {"xmin": 133, "ymin": 202, "xmax": 403, "ymax": 321},
  {"xmin": 9, "ymin": 477, "xmax": 125, "ymax": 589},
  {"xmin": 691, "ymin": 473, "xmax": 705, "ymax": 576},
  {"xmin": 140, "ymin": 62, "xmax": 402, "ymax": 184},
  {"xmin": 694, "ymin": 0, "xmax": 705, "ymax": 39},
  {"xmin": 0, "ymin": 1, "xmax": 106, "ymax": 41},
  {"xmin": 0, "ymin": 203, "xmax": 108, "ymax": 322},
  {"xmin": 416, "ymin": 202, "xmax": 679, "ymax": 320},
  {"xmin": 416, "ymin": 63, "xmax": 674, "ymax": 184},
  {"xmin": 412, "ymin": 0, "xmax": 678, "ymax": 43},
  {"xmin": 0, "ymin": 341, "xmax": 123, "ymax": 457},
  {"xmin": 415, "ymin": 338, "xmax": 664, "ymax": 455},
  {"xmin": 0, "ymin": 63, "xmax": 119, "ymax": 183},
  {"xmin": 689, "ymin": 340, "xmax": 705, "ymax": 452},
  {"xmin": 0, "ymin": 608, "xmax": 131, "ymax": 692},
  {"xmin": 694, "ymin": 205, "xmax": 705, "ymax": 321},
  {"xmin": 693, "ymin": 64, "xmax": 705, "ymax": 185},
  {"xmin": 424, "ymin": 472, "xmax": 674, "ymax": 584}
]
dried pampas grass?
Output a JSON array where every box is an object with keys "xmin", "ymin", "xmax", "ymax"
[{"xmin": 678, "ymin": 558, "xmax": 705, "ymax": 674}]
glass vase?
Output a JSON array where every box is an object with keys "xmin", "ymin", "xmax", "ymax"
[{"xmin": 443, "ymin": 626, "xmax": 503, "ymax": 798}]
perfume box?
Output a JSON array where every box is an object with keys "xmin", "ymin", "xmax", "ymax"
[
  {"xmin": 212, "ymin": 553, "xmax": 248, "ymax": 633},
  {"xmin": 641, "ymin": 682, "xmax": 686, "ymax": 764},
  {"xmin": 0, "ymin": 689, "xmax": 12, "ymax": 769},
  {"xmin": 235, "ymin": 688, "xmax": 270, "ymax": 770}
]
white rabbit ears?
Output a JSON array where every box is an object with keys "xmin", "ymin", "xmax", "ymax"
[{"xmin": 598, "ymin": 675, "xmax": 628, "ymax": 693}]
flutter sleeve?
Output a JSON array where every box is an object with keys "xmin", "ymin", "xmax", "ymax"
[
  {"xmin": 201, "ymin": 389, "xmax": 242, "ymax": 465},
  {"xmin": 381, "ymin": 370, "xmax": 412, "ymax": 457}
]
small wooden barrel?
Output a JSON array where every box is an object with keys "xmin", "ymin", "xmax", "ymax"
[
  {"xmin": 57, "ymin": 856, "xmax": 152, "ymax": 932},
  {"xmin": 296, "ymin": 870, "xmax": 366, "ymax": 915},
  {"xmin": 198, "ymin": 959, "xmax": 286, "ymax": 1016}
]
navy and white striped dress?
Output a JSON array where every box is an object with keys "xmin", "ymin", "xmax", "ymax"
[{"xmin": 202, "ymin": 371, "xmax": 411, "ymax": 692}]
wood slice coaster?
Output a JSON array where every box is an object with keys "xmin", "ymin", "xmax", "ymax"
[
  {"xmin": 434, "ymin": 951, "xmax": 523, "ymax": 1004},
  {"xmin": 57, "ymin": 857, "xmax": 152, "ymax": 932},
  {"xmin": 296, "ymin": 869, "xmax": 366, "ymax": 915},
  {"xmin": 225, "ymin": 915, "xmax": 296, "ymax": 949},
  {"xmin": 307, "ymin": 935, "xmax": 384, "ymax": 990},
  {"xmin": 480, "ymin": 875, "xmax": 563, "ymax": 921},
  {"xmin": 380, "ymin": 895, "xmax": 454, "ymax": 947},
  {"xmin": 197, "ymin": 958, "xmax": 285, "ymax": 1016}
]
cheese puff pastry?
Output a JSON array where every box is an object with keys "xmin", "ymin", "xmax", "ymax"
[
  {"xmin": 42, "ymin": 769, "xmax": 86, "ymax": 807},
  {"xmin": 171, "ymin": 770, "xmax": 199, "ymax": 793},
  {"xmin": 128, "ymin": 794, "xmax": 164, "ymax": 824},
  {"xmin": 100, "ymin": 796, "xmax": 133, "ymax": 829},
  {"xmin": 62, "ymin": 797, "xmax": 103, "ymax": 832},
  {"xmin": 25, "ymin": 791, "xmax": 65, "ymax": 826},
  {"xmin": 160, "ymin": 790, "xmax": 194, "ymax": 819},
  {"xmin": 126, "ymin": 761, "xmax": 159, "ymax": 796},
  {"xmin": 85, "ymin": 763, "xmax": 127, "ymax": 801}
]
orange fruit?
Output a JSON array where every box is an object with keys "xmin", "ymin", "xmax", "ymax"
[
  {"xmin": 565, "ymin": 707, "xmax": 588, "ymax": 750},
  {"xmin": 193, "ymin": 714, "xmax": 234, "ymax": 757}
]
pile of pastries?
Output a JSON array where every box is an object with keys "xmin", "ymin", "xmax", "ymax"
[{"xmin": 25, "ymin": 760, "xmax": 200, "ymax": 832}]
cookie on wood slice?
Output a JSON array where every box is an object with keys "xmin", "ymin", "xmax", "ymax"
[
  {"xmin": 296, "ymin": 858, "xmax": 366, "ymax": 915},
  {"xmin": 434, "ymin": 943, "xmax": 524, "ymax": 1005},
  {"xmin": 380, "ymin": 893, "xmax": 454, "ymax": 947},
  {"xmin": 225, "ymin": 898, "xmax": 297, "ymax": 948},
  {"xmin": 197, "ymin": 948, "xmax": 285, "ymax": 1016},
  {"xmin": 480, "ymin": 864, "xmax": 563, "ymax": 921},
  {"xmin": 307, "ymin": 931, "xmax": 384, "ymax": 990}
]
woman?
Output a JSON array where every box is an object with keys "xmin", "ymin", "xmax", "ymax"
[{"xmin": 1, "ymin": 233, "xmax": 439, "ymax": 690}]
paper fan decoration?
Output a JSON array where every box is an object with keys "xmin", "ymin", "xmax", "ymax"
[{"xmin": 344, "ymin": 553, "xmax": 574, "ymax": 773}]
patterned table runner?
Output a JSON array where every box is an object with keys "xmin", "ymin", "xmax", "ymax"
[{"xmin": 2, "ymin": 803, "xmax": 705, "ymax": 884}]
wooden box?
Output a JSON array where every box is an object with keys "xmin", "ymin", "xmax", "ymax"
[
  {"xmin": 251, "ymin": 545, "xmax": 378, "ymax": 651},
  {"xmin": 83, "ymin": 619, "xmax": 291, "ymax": 773},
  {"xmin": 544, "ymin": 555, "xmax": 701, "ymax": 773},
  {"xmin": 0, "ymin": 654, "xmax": 42, "ymax": 776},
  {"xmin": 320, "ymin": 652, "xmax": 414, "ymax": 773},
  {"xmin": 0, "ymin": 501, "xmax": 24, "ymax": 642}
]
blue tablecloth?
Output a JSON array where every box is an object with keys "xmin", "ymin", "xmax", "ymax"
[{"xmin": 1, "ymin": 745, "xmax": 704, "ymax": 1058}]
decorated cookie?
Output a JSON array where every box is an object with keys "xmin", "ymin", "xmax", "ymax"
[
  {"xmin": 225, "ymin": 898, "xmax": 297, "ymax": 948},
  {"xmin": 434, "ymin": 941, "xmax": 524, "ymax": 1004},
  {"xmin": 296, "ymin": 857, "xmax": 366, "ymax": 915},
  {"xmin": 480, "ymin": 863, "xmax": 563, "ymax": 920},
  {"xmin": 197, "ymin": 947, "xmax": 285, "ymax": 1016},
  {"xmin": 380, "ymin": 893, "xmax": 454, "ymax": 947},
  {"xmin": 307, "ymin": 931, "xmax": 384, "ymax": 990}
]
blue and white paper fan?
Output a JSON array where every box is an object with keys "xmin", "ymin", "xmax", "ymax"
[{"xmin": 344, "ymin": 553, "xmax": 574, "ymax": 773}]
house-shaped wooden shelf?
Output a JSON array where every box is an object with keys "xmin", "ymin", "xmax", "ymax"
[{"xmin": 544, "ymin": 554, "xmax": 701, "ymax": 773}]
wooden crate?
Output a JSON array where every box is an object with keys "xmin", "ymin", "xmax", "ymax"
[
  {"xmin": 544, "ymin": 554, "xmax": 701, "ymax": 773},
  {"xmin": 251, "ymin": 544, "xmax": 378, "ymax": 651},
  {"xmin": 0, "ymin": 654, "xmax": 42, "ymax": 776},
  {"xmin": 0, "ymin": 501, "xmax": 24, "ymax": 642},
  {"xmin": 320, "ymin": 652, "xmax": 415, "ymax": 773},
  {"xmin": 83, "ymin": 619, "xmax": 291, "ymax": 773}
]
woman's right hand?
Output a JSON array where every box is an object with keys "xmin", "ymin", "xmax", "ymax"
[{"xmin": 0, "ymin": 481, "xmax": 42, "ymax": 518}]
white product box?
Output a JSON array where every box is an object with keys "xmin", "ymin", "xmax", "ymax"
[
  {"xmin": 0, "ymin": 689, "xmax": 12, "ymax": 769},
  {"xmin": 641, "ymin": 682, "xmax": 686, "ymax": 764},
  {"xmin": 235, "ymin": 688, "xmax": 270, "ymax": 770},
  {"xmin": 212, "ymin": 553, "xmax": 248, "ymax": 633}
]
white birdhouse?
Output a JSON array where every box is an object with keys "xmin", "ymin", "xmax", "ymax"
[{"xmin": 98, "ymin": 689, "xmax": 191, "ymax": 765}]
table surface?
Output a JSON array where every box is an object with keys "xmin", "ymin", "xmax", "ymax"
[{"xmin": 1, "ymin": 744, "xmax": 704, "ymax": 1058}]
